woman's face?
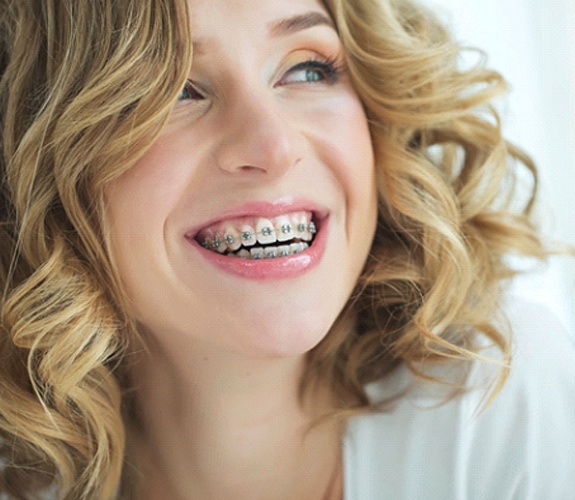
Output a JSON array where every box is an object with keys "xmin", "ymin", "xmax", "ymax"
[{"xmin": 105, "ymin": 0, "xmax": 377, "ymax": 357}]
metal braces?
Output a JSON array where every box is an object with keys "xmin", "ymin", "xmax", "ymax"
[
  {"xmin": 203, "ymin": 222, "xmax": 317, "ymax": 250},
  {"xmin": 235, "ymin": 241, "xmax": 310, "ymax": 259}
]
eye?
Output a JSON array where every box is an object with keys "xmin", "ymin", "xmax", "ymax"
[
  {"xmin": 277, "ymin": 57, "xmax": 343, "ymax": 86},
  {"xmin": 177, "ymin": 80, "xmax": 205, "ymax": 102}
]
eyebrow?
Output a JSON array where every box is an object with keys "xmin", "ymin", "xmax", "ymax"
[
  {"xmin": 268, "ymin": 11, "xmax": 335, "ymax": 38},
  {"xmin": 192, "ymin": 11, "xmax": 335, "ymax": 56}
]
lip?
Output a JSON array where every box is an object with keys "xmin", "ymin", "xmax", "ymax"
[
  {"xmin": 184, "ymin": 199, "xmax": 329, "ymax": 280},
  {"xmin": 184, "ymin": 198, "xmax": 329, "ymax": 239}
]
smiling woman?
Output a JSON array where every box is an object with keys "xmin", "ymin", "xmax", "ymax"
[
  {"xmin": 104, "ymin": 0, "xmax": 377, "ymax": 361},
  {"xmin": 1, "ymin": 0, "xmax": 574, "ymax": 499}
]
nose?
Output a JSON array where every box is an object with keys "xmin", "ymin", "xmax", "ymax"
[{"xmin": 214, "ymin": 90, "xmax": 304, "ymax": 178}]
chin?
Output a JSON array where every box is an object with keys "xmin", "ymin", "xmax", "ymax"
[
  {"xmin": 230, "ymin": 294, "xmax": 346, "ymax": 358},
  {"xmin": 253, "ymin": 318, "xmax": 335, "ymax": 358}
]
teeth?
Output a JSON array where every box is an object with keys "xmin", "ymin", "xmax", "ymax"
[
  {"xmin": 223, "ymin": 225, "xmax": 241, "ymax": 251},
  {"xmin": 240, "ymin": 225, "xmax": 257, "ymax": 247},
  {"xmin": 275, "ymin": 215, "xmax": 294, "ymax": 242},
  {"xmin": 293, "ymin": 213, "xmax": 308, "ymax": 240},
  {"xmin": 213, "ymin": 234, "xmax": 226, "ymax": 254},
  {"xmin": 256, "ymin": 218, "xmax": 276, "ymax": 245},
  {"xmin": 228, "ymin": 241, "xmax": 312, "ymax": 260},
  {"xmin": 250, "ymin": 247, "xmax": 264, "ymax": 259},
  {"xmin": 195, "ymin": 211, "xmax": 318, "ymax": 257},
  {"xmin": 278, "ymin": 245, "xmax": 290, "ymax": 257},
  {"xmin": 236, "ymin": 249, "xmax": 251, "ymax": 259},
  {"xmin": 290, "ymin": 242, "xmax": 303, "ymax": 254},
  {"xmin": 264, "ymin": 247, "xmax": 278, "ymax": 259}
]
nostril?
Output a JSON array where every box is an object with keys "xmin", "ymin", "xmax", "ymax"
[{"xmin": 238, "ymin": 165, "xmax": 266, "ymax": 173}]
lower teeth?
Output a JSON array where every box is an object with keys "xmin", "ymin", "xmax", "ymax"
[{"xmin": 230, "ymin": 241, "xmax": 310, "ymax": 259}]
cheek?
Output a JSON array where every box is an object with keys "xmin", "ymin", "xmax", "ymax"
[
  {"xmin": 103, "ymin": 143, "xmax": 190, "ymax": 291},
  {"xmin": 105, "ymin": 136, "xmax": 200, "ymax": 241},
  {"xmin": 111, "ymin": 146, "xmax": 185, "ymax": 209},
  {"xmin": 301, "ymin": 93, "xmax": 377, "ymax": 273},
  {"xmin": 303, "ymin": 92, "xmax": 376, "ymax": 202}
]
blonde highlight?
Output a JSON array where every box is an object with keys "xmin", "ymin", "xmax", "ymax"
[
  {"xmin": 0, "ymin": 0, "xmax": 556, "ymax": 497},
  {"xmin": 305, "ymin": 0, "xmax": 549, "ymax": 409},
  {"xmin": 1, "ymin": 0, "xmax": 191, "ymax": 497}
]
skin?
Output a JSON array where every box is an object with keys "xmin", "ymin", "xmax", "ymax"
[{"xmin": 105, "ymin": 0, "xmax": 378, "ymax": 497}]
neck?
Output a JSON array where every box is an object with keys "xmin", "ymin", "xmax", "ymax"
[{"xmin": 130, "ymin": 336, "xmax": 343, "ymax": 500}]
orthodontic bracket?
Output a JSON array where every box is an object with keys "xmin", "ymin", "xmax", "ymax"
[{"xmin": 202, "ymin": 221, "xmax": 317, "ymax": 250}]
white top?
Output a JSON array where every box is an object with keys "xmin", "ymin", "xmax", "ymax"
[{"xmin": 344, "ymin": 299, "xmax": 575, "ymax": 499}]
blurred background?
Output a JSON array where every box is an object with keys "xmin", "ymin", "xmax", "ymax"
[{"xmin": 421, "ymin": 0, "xmax": 575, "ymax": 334}]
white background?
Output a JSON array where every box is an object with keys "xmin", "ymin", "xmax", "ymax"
[{"xmin": 420, "ymin": 0, "xmax": 575, "ymax": 334}]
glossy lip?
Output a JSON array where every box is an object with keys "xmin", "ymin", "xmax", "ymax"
[
  {"xmin": 184, "ymin": 199, "xmax": 329, "ymax": 280},
  {"xmin": 184, "ymin": 198, "xmax": 328, "ymax": 239}
]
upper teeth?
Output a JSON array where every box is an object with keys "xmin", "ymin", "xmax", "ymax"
[{"xmin": 194, "ymin": 211, "xmax": 317, "ymax": 257}]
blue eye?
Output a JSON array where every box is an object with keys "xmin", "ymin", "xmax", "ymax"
[
  {"xmin": 279, "ymin": 58, "xmax": 342, "ymax": 86},
  {"xmin": 177, "ymin": 80, "xmax": 204, "ymax": 101}
]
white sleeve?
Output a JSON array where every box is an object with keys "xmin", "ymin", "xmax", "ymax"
[
  {"xmin": 466, "ymin": 299, "xmax": 575, "ymax": 499},
  {"xmin": 344, "ymin": 300, "xmax": 575, "ymax": 500}
]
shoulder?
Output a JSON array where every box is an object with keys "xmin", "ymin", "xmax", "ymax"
[{"xmin": 344, "ymin": 298, "xmax": 575, "ymax": 500}]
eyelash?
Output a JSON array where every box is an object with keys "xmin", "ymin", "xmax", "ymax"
[
  {"xmin": 177, "ymin": 80, "xmax": 204, "ymax": 102},
  {"xmin": 276, "ymin": 56, "xmax": 344, "ymax": 86},
  {"xmin": 177, "ymin": 56, "xmax": 344, "ymax": 102}
]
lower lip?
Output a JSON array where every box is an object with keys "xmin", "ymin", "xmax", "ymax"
[{"xmin": 187, "ymin": 218, "xmax": 328, "ymax": 280}]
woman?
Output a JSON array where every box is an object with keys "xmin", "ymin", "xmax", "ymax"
[{"xmin": 1, "ymin": 0, "xmax": 573, "ymax": 498}]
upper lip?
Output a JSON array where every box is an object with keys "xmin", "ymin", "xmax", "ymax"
[{"xmin": 184, "ymin": 198, "xmax": 329, "ymax": 239}]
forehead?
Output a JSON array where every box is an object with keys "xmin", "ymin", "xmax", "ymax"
[{"xmin": 187, "ymin": 0, "xmax": 333, "ymax": 46}]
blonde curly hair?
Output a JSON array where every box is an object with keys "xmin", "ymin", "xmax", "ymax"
[{"xmin": 0, "ymin": 0, "xmax": 548, "ymax": 497}]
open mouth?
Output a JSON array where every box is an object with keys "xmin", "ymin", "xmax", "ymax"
[{"xmin": 193, "ymin": 211, "xmax": 317, "ymax": 260}]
